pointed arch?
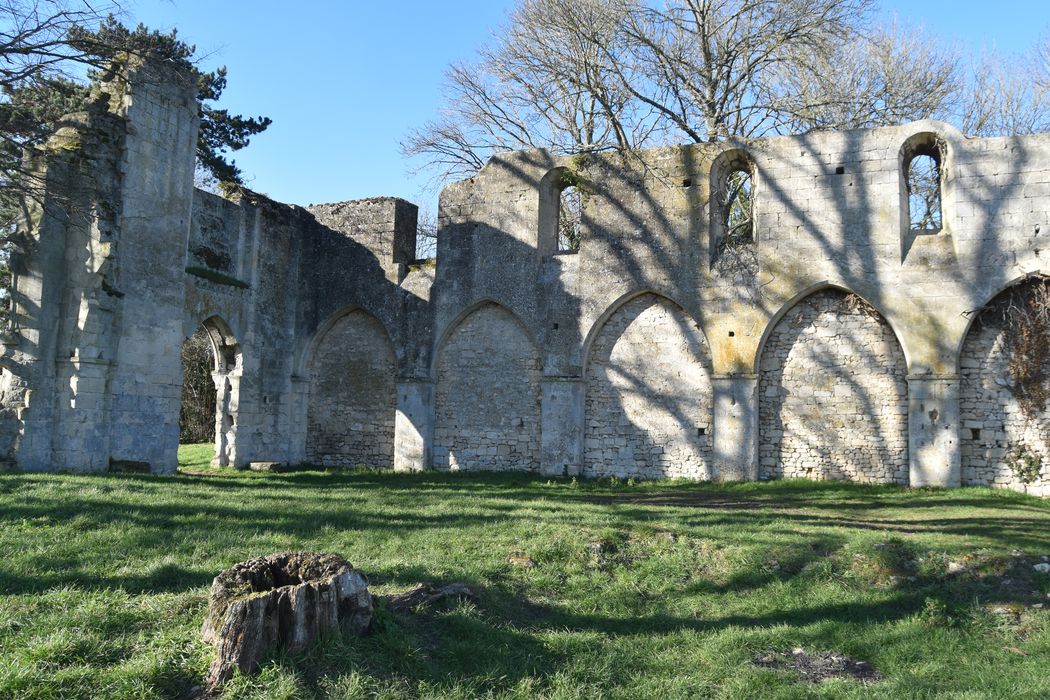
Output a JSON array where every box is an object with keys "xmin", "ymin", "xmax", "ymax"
[
  {"xmin": 306, "ymin": 307, "xmax": 397, "ymax": 468},
  {"xmin": 582, "ymin": 289, "xmax": 707, "ymax": 375},
  {"xmin": 758, "ymin": 287, "xmax": 909, "ymax": 484},
  {"xmin": 433, "ymin": 300, "xmax": 542, "ymax": 472},
  {"xmin": 954, "ymin": 271, "xmax": 1050, "ymax": 374},
  {"xmin": 431, "ymin": 298, "xmax": 537, "ymax": 377},
  {"xmin": 298, "ymin": 303, "xmax": 396, "ymax": 378},
  {"xmin": 959, "ymin": 274, "xmax": 1050, "ymax": 495},
  {"xmin": 753, "ymin": 281, "xmax": 909, "ymax": 375},
  {"xmin": 584, "ymin": 292, "xmax": 714, "ymax": 480}
]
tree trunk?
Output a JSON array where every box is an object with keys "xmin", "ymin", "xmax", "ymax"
[{"xmin": 201, "ymin": 552, "xmax": 372, "ymax": 689}]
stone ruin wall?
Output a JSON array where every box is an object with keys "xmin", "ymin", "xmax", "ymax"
[
  {"xmin": 758, "ymin": 290, "xmax": 909, "ymax": 484},
  {"xmin": 584, "ymin": 294, "xmax": 714, "ymax": 480},
  {"xmin": 6, "ymin": 60, "xmax": 1050, "ymax": 496},
  {"xmin": 432, "ymin": 303, "xmax": 543, "ymax": 472}
]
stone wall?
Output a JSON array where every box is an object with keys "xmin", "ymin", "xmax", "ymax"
[
  {"xmin": 759, "ymin": 290, "xmax": 909, "ymax": 483},
  {"xmin": 960, "ymin": 285, "xmax": 1050, "ymax": 497},
  {"xmin": 433, "ymin": 303, "xmax": 542, "ymax": 471},
  {"xmin": 306, "ymin": 310, "xmax": 396, "ymax": 467},
  {"xmin": 584, "ymin": 294, "xmax": 713, "ymax": 479},
  {"xmin": 10, "ymin": 58, "xmax": 1050, "ymax": 495}
]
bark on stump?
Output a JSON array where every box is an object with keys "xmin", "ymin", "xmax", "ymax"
[{"xmin": 201, "ymin": 552, "xmax": 372, "ymax": 688}]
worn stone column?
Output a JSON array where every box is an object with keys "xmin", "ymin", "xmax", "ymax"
[
  {"xmin": 285, "ymin": 375, "xmax": 310, "ymax": 466},
  {"xmin": 540, "ymin": 377, "xmax": 583, "ymax": 477},
  {"xmin": 908, "ymin": 375, "xmax": 960, "ymax": 487},
  {"xmin": 1, "ymin": 363, "xmax": 50, "ymax": 471},
  {"xmin": 712, "ymin": 375, "xmax": 758, "ymax": 482},
  {"xmin": 52, "ymin": 357, "xmax": 112, "ymax": 471},
  {"xmin": 394, "ymin": 380, "xmax": 433, "ymax": 472},
  {"xmin": 211, "ymin": 369, "xmax": 246, "ymax": 468}
]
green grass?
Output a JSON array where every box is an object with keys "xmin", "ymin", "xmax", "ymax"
[{"xmin": 1, "ymin": 445, "xmax": 1048, "ymax": 699}]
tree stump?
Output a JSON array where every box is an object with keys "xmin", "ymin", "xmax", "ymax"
[{"xmin": 200, "ymin": 552, "xmax": 372, "ymax": 688}]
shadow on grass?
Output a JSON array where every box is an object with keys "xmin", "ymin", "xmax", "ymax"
[
  {"xmin": 243, "ymin": 555, "xmax": 1048, "ymax": 699},
  {"xmin": 1, "ymin": 471, "xmax": 1048, "ymax": 598}
]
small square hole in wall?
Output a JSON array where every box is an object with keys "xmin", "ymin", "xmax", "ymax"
[
  {"xmin": 681, "ymin": 178, "xmax": 692, "ymax": 187},
  {"xmin": 728, "ymin": 331, "xmax": 735, "ymax": 337},
  {"xmin": 970, "ymin": 428, "xmax": 981, "ymax": 441},
  {"xmin": 835, "ymin": 166, "xmax": 845, "ymax": 174},
  {"xmin": 552, "ymin": 322, "xmax": 559, "ymax": 330},
  {"xmin": 697, "ymin": 427, "xmax": 706, "ymax": 436}
]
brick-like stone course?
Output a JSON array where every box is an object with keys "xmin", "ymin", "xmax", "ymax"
[
  {"xmin": 759, "ymin": 290, "xmax": 909, "ymax": 483},
  {"xmin": 960, "ymin": 309, "xmax": 1050, "ymax": 497}
]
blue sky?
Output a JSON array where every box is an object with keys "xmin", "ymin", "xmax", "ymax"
[{"xmin": 126, "ymin": 0, "xmax": 1048, "ymax": 210}]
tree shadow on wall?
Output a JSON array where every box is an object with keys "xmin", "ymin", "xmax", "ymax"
[
  {"xmin": 758, "ymin": 289, "xmax": 909, "ymax": 484},
  {"xmin": 583, "ymin": 293, "xmax": 716, "ymax": 480}
]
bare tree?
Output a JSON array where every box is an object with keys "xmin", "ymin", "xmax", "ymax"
[
  {"xmin": 403, "ymin": 0, "xmax": 656, "ymax": 182},
  {"xmin": 770, "ymin": 21, "xmax": 962, "ymax": 133},
  {"xmin": 613, "ymin": 0, "xmax": 874, "ymax": 141},
  {"xmin": 406, "ymin": 0, "xmax": 1050, "ymax": 184},
  {"xmin": 0, "ymin": 1, "xmax": 118, "ymax": 88},
  {"xmin": 960, "ymin": 44, "xmax": 1049, "ymax": 137},
  {"xmin": 180, "ymin": 327, "xmax": 216, "ymax": 444}
]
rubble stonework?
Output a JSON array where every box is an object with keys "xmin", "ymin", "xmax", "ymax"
[
  {"xmin": 585, "ymin": 294, "xmax": 714, "ymax": 480},
  {"xmin": 4, "ymin": 59, "xmax": 1050, "ymax": 495},
  {"xmin": 432, "ymin": 303, "xmax": 543, "ymax": 472},
  {"xmin": 307, "ymin": 310, "xmax": 396, "ymax": 468},
  {"xmin": 960, "ymin": 297, "xmax": 1050, "ymax": 497},
  {"xmin": 758, "ymin": 290, "xmax": 909, "ymax": 484}
]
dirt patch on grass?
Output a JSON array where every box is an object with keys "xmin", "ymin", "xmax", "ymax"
[{"xmin": 754, "ymin": 648, "xmax": 881, "ymax": 684}]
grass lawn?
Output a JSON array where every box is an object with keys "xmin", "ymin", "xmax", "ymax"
[{"xmin": 0, "ymin": 444, "xmax": 1048, "ymax": 699}]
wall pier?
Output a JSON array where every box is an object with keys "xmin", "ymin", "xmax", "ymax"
[
  {"xmin": 540, "ymin": 377, "xmax": 583, "ymax": 476},
  {"xmin": 286, "ymin": 375, "xmax": 310, "ymax": 466},
  {"xmin": 394, "ymin": 380, "xmax": 433, "ymax": 472},
  {"xmin": 712, "ymin": 375, "xmax": 758, "ymax": 481},
  {"xmin": 908, "ymin": 376, "xmax": 961, "ymax": 487}
]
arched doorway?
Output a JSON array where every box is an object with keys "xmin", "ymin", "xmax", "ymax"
[{"xmin": 180, "ymin": 316, "xmax": 240, "ymax": 467}]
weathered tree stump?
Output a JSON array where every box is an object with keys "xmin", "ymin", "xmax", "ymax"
[{"xmin": 201, "ymin": 552, "xmax": 372, "ymax": 688}]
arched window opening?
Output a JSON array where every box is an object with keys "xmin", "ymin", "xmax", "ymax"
[
  {"xmin": 558, "ymin": 184, "xmax": 582, "ymax": 253},
  {"xmin": 723, "ymin": 168, "xmax": 754, "ymax": 247},
  {"xmin": 907, "ymin": 148, "xmax": 943, "ymax": 232},
  {"xmin": 539, "ymin": 167, "xmax": 585, "ymax": 256},
  {"xmin": 711, "ymin": 153, "xmax": 757, "ymax": 280}
]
